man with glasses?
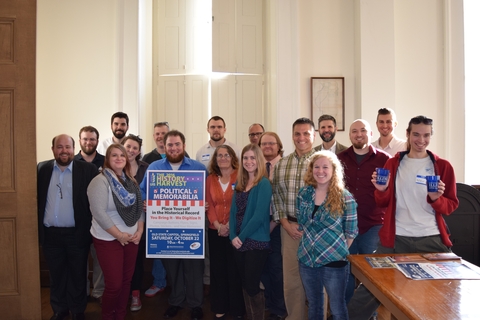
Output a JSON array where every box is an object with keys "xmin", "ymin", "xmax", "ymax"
[
  {"xmin": 259, "ymin": 132, "xmax": 287, "ymax": 320},
  {"xmin": 248, "ymin": 123, "xmax": 265, "ymax": 145},
  {"xmin": 347, "ymin": 116, "xmax": 458, "ymax": 319},
  {"xmin": 74, "ymin": 126, "xmax": 104, "ymax": 304},
  {"xmin": 314, "ymin": 114, "xmax": 348, "ymax": 154},
  {"xmin": 372, "ymin": 108, "xmax": 406, "ymax": 156}
]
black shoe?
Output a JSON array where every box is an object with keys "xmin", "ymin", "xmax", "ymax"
[
  {"xmin": 191, "ymin": 307, "xmax": 203, "ymax": 320},
  {"xmin": 164, "ymin": 305, "xmax": 182, "ymax": 319},
  {"xmin": 71, "ymin": 313, "xmax": 85, "ymax": 320},
  {"xmin": 50, "ymin": 311, "xmax": 69, "ymax": 320},
  {"xmin": 267, "ymin": 314, "xmax": 284, "ymax": 320},
  {"xmin": 213, "ymin": 314, "xmax": 226, "ymax": 320}
]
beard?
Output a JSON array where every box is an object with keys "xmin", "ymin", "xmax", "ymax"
[
  {"xmin": 210, "ymin": 133, "xmax": 224, "ymax": 142},
  {"xmin": 80, "ymin": 144, "xmax": 97, "ymax": 156},
  {"xmin": 55, "ymin": 153, "xmax": 74, "ymax": 167},
  {"xmin": 113, "ymin": 130, "xmax": 126, "ymax": 140},
  {"xmin": 320, "ymin": 131, "xmax": 336, "ymax": 143},
  {"xmin": 166, "ymin": 150, "xmax": 185, "ymax": 163},
  {"xmin": 352, "ymin": 142, "xmax": 367, "ymax": 150}
]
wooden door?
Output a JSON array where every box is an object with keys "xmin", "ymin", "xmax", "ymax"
[{"xmin": 0, "ymin": 0, "xmax": 41, "ymax": 318}]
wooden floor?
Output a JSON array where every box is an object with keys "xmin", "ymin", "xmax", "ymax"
[
  {"xmin": 41, "ymin": 286, "xmax": 390, "ymax": 320},
  {"xmin": 41, "ymin": 258, "xmax": 389, "ymax": 320}
]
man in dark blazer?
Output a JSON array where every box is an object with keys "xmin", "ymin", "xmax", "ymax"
[
  {"xmin": 314, "ymin": 114, "xmax": 349, "ymax": 154},
  {"xmin": 38, "ymin": 134, "xmax": 98, "ymax": 320}
]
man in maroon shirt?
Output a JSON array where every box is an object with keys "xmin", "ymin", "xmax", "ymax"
[{"xmin": 337, "ymin": 119, "xmax": 391, "ymax": 303}]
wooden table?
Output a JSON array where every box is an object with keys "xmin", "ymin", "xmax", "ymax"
[{"xmin": 348, "ymin": 254, "xmax": 480, "ymax": 320}]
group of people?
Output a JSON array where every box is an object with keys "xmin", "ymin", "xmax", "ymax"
[{"xmin": 38, "ymin": 108, "xmax": 458, "ymax": 320}]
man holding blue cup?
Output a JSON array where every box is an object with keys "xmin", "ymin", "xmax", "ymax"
[{"xmin": 348, "ymin": 116, "xmax": 459, "ymax": 320}]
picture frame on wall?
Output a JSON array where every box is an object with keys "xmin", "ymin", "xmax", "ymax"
[{"xmin": 311, "ymin": 77, "xmax": 345, "ymax": 131}]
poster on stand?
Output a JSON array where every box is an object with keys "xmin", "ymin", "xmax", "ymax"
[{"xmin": 145, "ymin": 170, "xmax": 205, "ymax": 259}]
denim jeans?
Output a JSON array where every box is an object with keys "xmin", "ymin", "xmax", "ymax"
[
  {"xmin": 345, "ymin": 224, "xmax": 381, "ymax": 303},
  {"xmin": 299, "ymin": 261, "xmax": 349, "ymax": 320},
  {"xmin": 152, "ymin": 258, "xmax": 167, "ymax": 288},
  {"xmin": 260, "ymin": 225, "xmax": 287, "ymax": 316}
]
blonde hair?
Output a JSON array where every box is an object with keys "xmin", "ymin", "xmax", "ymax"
[
  {"xmin": 235, "ymin": 144, "xmax": 268, "ymax": 192},
  {"xmin": 304, "ymin": 151, "xmax": 346, "ymax": 218}
]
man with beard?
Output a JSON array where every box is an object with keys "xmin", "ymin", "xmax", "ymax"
[
  {"xmin": 314, "ymin": 114, "xmax": 348, "ymax": 154},
  {"xmin": 196, "ymin": 116, "xmax": 240, "ymax": 168},
  {"xmin": 372, "ymin": 108, "xmax": 407, "ymax": 156},
  {"xmin": 140, "ymin": 130, "xmax": 208, "ymax": 320},
  {"xmin": 38, "ymin": 134, "xmax": 98, "ymax": 320},
  {"xmin": 195, "ymin": 116, "xmax": 240, "ymax": 294},
  {"xmin": 97, "ymin": 112, "xmax": 130, "ymax": 155},
  {"xmin": 75, "ymin": 126, "xmax": 105, "ymax": 170},
  {"xmin": 74, "ymin": 126, "xmax": 105, "ymax": 303},
  {"xmin": 337, "ymin": 120, "xmax": 391, "ymax": 304}
]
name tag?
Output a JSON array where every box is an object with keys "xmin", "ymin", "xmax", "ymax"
[
  {"xmin": 201, "ymin": 154, "xmax": 210, "ymax": 161},
  {"xmin": 416, "ymin": 175, "xmax": 426, "ymax": 185}
]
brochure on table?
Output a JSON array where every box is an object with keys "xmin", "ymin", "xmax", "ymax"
[
  {"xmin": 145, "ymin": 170, "xmax": 205, "ymax": 259},
  {"xmin": 396, "ymin": 262, "xmax": 480, "ymax": 280}
]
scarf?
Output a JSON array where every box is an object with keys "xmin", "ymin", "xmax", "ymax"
[{"xmin": 103, "ymin": 168, "xmax": 142, "ymax": 227}]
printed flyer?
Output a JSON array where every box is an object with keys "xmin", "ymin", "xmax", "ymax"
[{"xmin": 145, "ymin": 170, "xmax": 205, "ymax": 259}]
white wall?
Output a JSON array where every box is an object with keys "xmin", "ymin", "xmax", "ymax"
[
  {"xmin": 36, "ymin": 0, "xmax": 152, "ymax": 162},
  {"xmin": 268, "ymin": 0, "xmax": 465, "ymax": 181},
  {"xmin": 36, "ymin": 0, "xmax": 466, "ymax": 181}
]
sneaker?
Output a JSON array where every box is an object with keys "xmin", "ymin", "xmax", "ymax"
[
  {"xmin": 130, "ymin": 290, "xmax": 142, "ymax": 311},
  {"xmin": 191, "ymin": 307, "xmax": 203, "ymax": 320},
  {"xmin": 145, "ymin": 285, "xmax": 165, "ymax": 297}
]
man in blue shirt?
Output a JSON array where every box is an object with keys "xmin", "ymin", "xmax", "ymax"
[
  {"xmin": 140, "ymin": 130, "xmax": 208, "ymax": 320},
  {"xmin": 38, "ymin": 134, "xmax": 98, "ymax": 320}
]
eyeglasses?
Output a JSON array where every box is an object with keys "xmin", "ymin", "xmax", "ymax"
[
  {"xmin": 410, "ymin": 116, "xmax": 433, "ymax": 125},
  {"xmin": 248, "ymin": 132, "xmax": 263, "ymax": 137},
  {"xmin": 260, "ymin": 142, "xmax": 277, "ymax": 147},
  {"xmin": 217, "ymin": 154, "xmax": 231, "ymax": 159}
]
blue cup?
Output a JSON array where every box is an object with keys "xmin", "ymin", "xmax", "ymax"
[
  {"xmin": 426, "ymin": 175, "xmax": 440, "ymax": 192},
  {"xmin": 376, "ymin": 168, "xmax": 389, "ymax": 185}
]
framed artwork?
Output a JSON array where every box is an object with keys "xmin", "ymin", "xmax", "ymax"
[{"xmin": 311, "ymin": 77, "xmax": 345, "ymax": 131}]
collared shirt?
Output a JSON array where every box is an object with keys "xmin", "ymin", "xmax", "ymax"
[
  {"xmin": 372, "ymin": 135, "xmax": 407, "ymax": 157},
  {"xmin": 272, "ymin": 149, "xmax": 316, "ymax": 221},
  {"xmin": 195, "ymin": 139, "xmax": 241, "ymax": 168},
  {"xmin": 96, "ymin": 137, "xmax": 114, "ymax": 156},
  {"xmin": 43, "ymin": 161, "xmax": 75, "ymax": 227},
  {"xmin": 140, "ymin": 156, "xmax": 208, "ymax": 200},
  {"xmin": 74, "ymin": 151, "xmax": 105, "ymax": 170},
  {"xmin": 265, "ymin": 154, "xmax": 282, "ymax": 181},
  {"xmin": 296, "ymin": 187, "xmax": 358, "ymax": 267},
  {"xmin": 337, "ymin": 145, "xmax": 391, "ymax": 234}
]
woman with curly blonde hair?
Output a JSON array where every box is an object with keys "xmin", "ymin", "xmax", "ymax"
[{"xmin": 296, "ymin": 151, "xmax": 358, "ymax": 320}]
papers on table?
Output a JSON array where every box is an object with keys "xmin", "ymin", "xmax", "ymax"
[
  {"xmin": 396, "ymin": 262, "xmax": 480, "ymax": 280},
  {"xmin": 364, "ymin": 256, "xmax": 480, "ymax": 280}
]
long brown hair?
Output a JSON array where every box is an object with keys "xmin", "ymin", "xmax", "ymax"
[
  {"xmin": 235, "ymin": 144, "xmax": 268, "ymax": 192},
  {"xmin": 103, "ymin": 144, "xmax": 136, "ymax": 183},
  {"xmin": 304, "ymin": 151, "xmax": 345, "ymax": 218}
]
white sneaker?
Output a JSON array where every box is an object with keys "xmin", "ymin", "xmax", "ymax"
[
  {"xmin": 144, "ymin": 285, "xmax": 164, "ymax": 297},
  {"xmin": 130, "ymin": 290, "xmax": 142, "ymax": 311}
]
